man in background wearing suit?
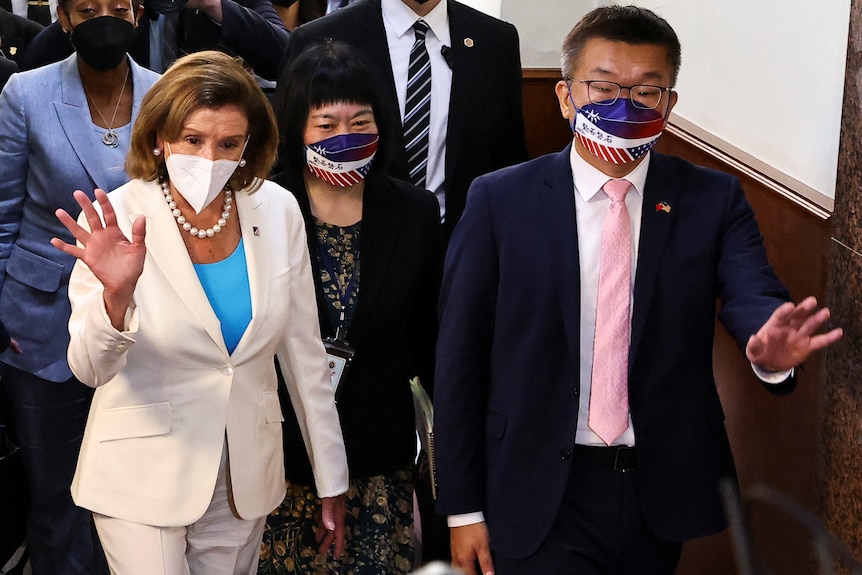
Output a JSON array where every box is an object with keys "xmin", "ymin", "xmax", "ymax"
[
  {"xmin": 0, "ymin": 6, "xmax": 41, "ymax": 68},
  {"xmin": 433, "ymin": 6, "xmax": 843, "ymax": 575},
  {"xmin": 23, "ymin": 0, "xmax": 287, "ymax": 79},
  {"xmin": 278, "ymin": 0, "xmax": 527, "ymax": 240},
  {"xmin": 0, "ymin": 5, "xmax": 42, "ymax": 89},
  {"xmin": 0, "ymin": 51, "xmax": 15, "ymax": 88}
]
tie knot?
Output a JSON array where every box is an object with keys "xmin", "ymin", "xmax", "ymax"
[
  {"xmin": 413, "ymin": 19, "xmax": 430, "ymax": 39},
  {"xmin": 603, "ymin": 179, "xmax": 631, "ymax": 203}
]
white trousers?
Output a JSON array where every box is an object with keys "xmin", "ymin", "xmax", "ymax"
[{"xmin": 93, "ymin": 444, "xmax": 266, "ymax": 575}]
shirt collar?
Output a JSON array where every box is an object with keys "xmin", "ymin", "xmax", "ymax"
[
  {"xmin": 382, "ymin": 0, "xmax": 449, "ymax": 43},
  {"xmin": 570, "ymin": 144, "xmax": 650, "ymax": 202}
]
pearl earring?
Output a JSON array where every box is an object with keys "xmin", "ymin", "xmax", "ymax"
[
  {"xmin": 239, "ymin": 158, "xmax": 247, "ymax": 167},
  {"xmin": 153, "ymin": 148, "xmax": 162, "ymax": 156}
]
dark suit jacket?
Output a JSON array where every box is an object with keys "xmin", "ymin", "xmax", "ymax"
[
  {"xmin": 0, "ymin": 7, "xmax": 42, "ymax": 68},
  {"xmin": 0, "ymin": 54, "xmax": 15, "ymax": 90},
  {"xmin": 274, "ymin": 170, "xmax": 443, "ymax": 481},
  {"xmin": 277, "ymin": 0, "xmax": 527, "ymax": 238},
  {"xmin": 22, "ymin": 0, "xmax": 287, "ymax": 79},
  {"xmin": 433, "ymin": 146, "xmax": 793, "ymax": 559}
]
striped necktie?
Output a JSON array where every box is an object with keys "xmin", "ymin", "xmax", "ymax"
[{"xmin": 403, "ymin": 19, "xmax": 432, "ymax": 188}]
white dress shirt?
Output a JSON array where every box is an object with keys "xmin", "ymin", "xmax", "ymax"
[
  {"xmin": 571, "ymin": 145, "xmax": 649, "ymax": 447},
  {"xmin": 325, "ymin": 0, "xmax": 340, "ymax": 13},
  {"xmin": 381, "ymin": 0, "xmax": 452, "ymax": 220}
]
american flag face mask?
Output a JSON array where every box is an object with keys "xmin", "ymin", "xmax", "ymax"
[
  {"xmin": 305, "ymin": 133, "xmax": 379, "ymax": 187},
  {"xmin": 568, "ymin": 91, "xmax": 666, "ymax": 165}
]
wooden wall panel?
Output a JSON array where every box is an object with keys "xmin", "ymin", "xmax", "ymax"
[
  {"xmin": 521, "ymin": 70, "xmax": 833, "ymax": 575},
  {"xmin": 522, "ymin": 69, "xmax": 573, "ymax": 160},
  {"xmin": 659, "ymin": 130, "xmax": 831, "ymax": 575}
]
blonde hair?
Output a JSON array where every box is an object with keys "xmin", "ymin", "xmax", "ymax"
[{"xmin": 126, "ymin": 51, "xmax": 278, "ymax": 192}]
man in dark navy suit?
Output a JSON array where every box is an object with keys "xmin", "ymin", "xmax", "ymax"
[
  {"xmin": 433, "ymin": 6, "xmax": 843, "ymax": 575},
  {"xmin": 0, "ymin": 7, "xmax": 41, "ymax": 68}
]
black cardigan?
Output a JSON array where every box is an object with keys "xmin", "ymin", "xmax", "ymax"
[{"xmin": 274, "ymin": 170, "xmax": 443, "ymax": 482}]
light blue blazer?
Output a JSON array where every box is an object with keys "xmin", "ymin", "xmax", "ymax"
[{"xmin": 0, "ymin": 53, "xmax": 159, "ymax": 382}]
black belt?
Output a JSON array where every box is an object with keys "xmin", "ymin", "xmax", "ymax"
[{"xmin": 573, "ymin": 445, "xmax": 637, "ymax": 471}]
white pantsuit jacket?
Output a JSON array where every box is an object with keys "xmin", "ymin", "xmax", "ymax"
[{"xmin": 68, "ymin": 178, "xmax": 348, "ymax": 527}]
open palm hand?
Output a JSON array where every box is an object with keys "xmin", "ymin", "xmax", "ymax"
[
  {"xmin": 51, "ymin": 189, "xmax": 146, "ymax": 327},
  {"xmin": 745, "ymin": 296, "xmax": 843, "ymax": 372}
]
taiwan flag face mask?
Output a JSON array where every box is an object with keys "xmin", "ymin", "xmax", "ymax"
[
  {"xmin": 568, "ymin": 89, "xmax": 667, "ymax": 165},
  {"xmin": 305, "ymin": 133, "xmax": 379, "ymax": 187}
]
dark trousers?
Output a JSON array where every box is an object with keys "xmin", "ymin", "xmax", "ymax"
[
  {"xmin": 1, "ymin": 365, "xmax": 108, "ymax": 575},
  {"xmin": 492, "ymin": 447, "xmax": 682, "ymax": 575}
]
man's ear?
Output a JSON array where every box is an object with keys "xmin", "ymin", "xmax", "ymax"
[
  {"xmin": 555, "ymin": 80, "xmax": 573, "ymax": 122},
  {"xmin": 663, "ymin": 90, "xmax": 678, "ymax": 125}
]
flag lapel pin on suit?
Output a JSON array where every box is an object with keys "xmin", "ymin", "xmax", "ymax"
[{"xmin": 655, "ymin": 202, "xmax": 671, "ymax": 213}]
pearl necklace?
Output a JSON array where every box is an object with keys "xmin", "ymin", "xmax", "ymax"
[{"xmin": 161, "ymin": 181, "xmax": 233, "ymax": 239}]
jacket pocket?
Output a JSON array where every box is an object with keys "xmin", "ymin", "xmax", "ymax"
[
  {"xmin": 263, "ymin": 391, "xmax": 284, "ymax": 423},
  {"xmin": 97, "ymin": 402, "xmax": 171, "ymax": 442},
  {"xmin": 6, "ymin": 245, "xmax": 64, "ymax": 293}
]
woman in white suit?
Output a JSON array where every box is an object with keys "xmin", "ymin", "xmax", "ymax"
[
  {"xmin": 51, "ymin": 51, "xmax": 349, "ymax": 575},
  {"xmin": 0, "ymin": 0, "xmax": 158, "ymax": 570}
]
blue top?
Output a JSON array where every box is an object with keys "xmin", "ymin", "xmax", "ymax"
[
  {"xmin": 91, "ymin": 121, "xmax": 134, "ymax": 192},
  {"xmin": 193, "ymin": 238, "xmax": 252, "ymax": 354}
]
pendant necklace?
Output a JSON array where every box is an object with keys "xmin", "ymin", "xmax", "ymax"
[{"xmin": 83, "ymin": 66, "xmax": 130, "ymax": 148}]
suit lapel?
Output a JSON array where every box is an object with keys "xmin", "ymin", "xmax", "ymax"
[
  {"xmin": 364, "ymin": 0, "xmax": 408, "ymax": 175},
  {"xmin": 0, "ymin": 12, "xmax": 22, "ymax": 62},
  {"xmin": 629, "ymin": 153, "xmax": 680, "ymax": 369},
  {"xmin": 54, "ymin": 56, "xmax": 111, "ymax": 192},
  {"xmin": 350, "ymin": 177, "xmax": 399, "ymax": 331},
  {"xmin": 128, "ymin": 181, "xmax": 228, "ymax": 356},
  {"xmin": 233, "ymin": 189, "xmax": 269, "ymax": 354},
  {"xmin": 54, "ymin": 57, "xmax": 148, "ymax": 193},
  {"xmin": 542, "ymin": 145, "xmax": 581, "ymax": 370},
  {"xmin": 444, "ymin": 0, "xmax": 471, "ymax": 188}
]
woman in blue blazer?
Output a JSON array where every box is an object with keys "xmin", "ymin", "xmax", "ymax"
[{"xmin": 0, "ymin": 0, "xmax": 158, "ymax": 570}]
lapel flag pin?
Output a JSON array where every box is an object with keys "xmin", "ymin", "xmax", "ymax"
[
  {"xmin": 464, "ymin": 38, "xmax": 474, "ymax": 48},
  {"xmin": 655, "ymin": 202, "xmax": 671, "ymax": 213},
  {"xmin": 253, "ymin": 226, "xmax": 260, "ymax": 236}
]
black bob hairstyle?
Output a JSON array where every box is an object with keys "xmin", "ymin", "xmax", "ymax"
[{"xmin": 275, "ymin": 40, "xmax": 391, "ymax": 177}]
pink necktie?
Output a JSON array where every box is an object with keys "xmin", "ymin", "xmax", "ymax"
[{"xmin": 588, "ymin": 179, "xmax": 632, "ymax": 445}]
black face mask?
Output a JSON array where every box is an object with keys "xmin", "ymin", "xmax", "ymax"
[{"xmin": 70, "ymin": 16, "xmax": 136, "ymax": 71}]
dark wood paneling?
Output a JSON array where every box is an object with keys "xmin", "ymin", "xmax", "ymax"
[
  {"xmin": 522, "ymin": 69, "xmax": 573, "ymax": 159},
  {"xmin": 659, "ymin": 130, "xmax": 831, "ymax": 575},
  {"xmin": 521, "ymin": 70, "xmax": 832, "ymax": 575}
]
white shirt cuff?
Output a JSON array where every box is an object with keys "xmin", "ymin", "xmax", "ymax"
[{"xmin": 448, "ymin": 511, "xmax": 485, "ymax": 528}]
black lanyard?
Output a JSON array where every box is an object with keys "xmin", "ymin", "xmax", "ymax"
[{"xmin": 317, "ymin": 244, "xmax": 359, "ymax": 341}]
